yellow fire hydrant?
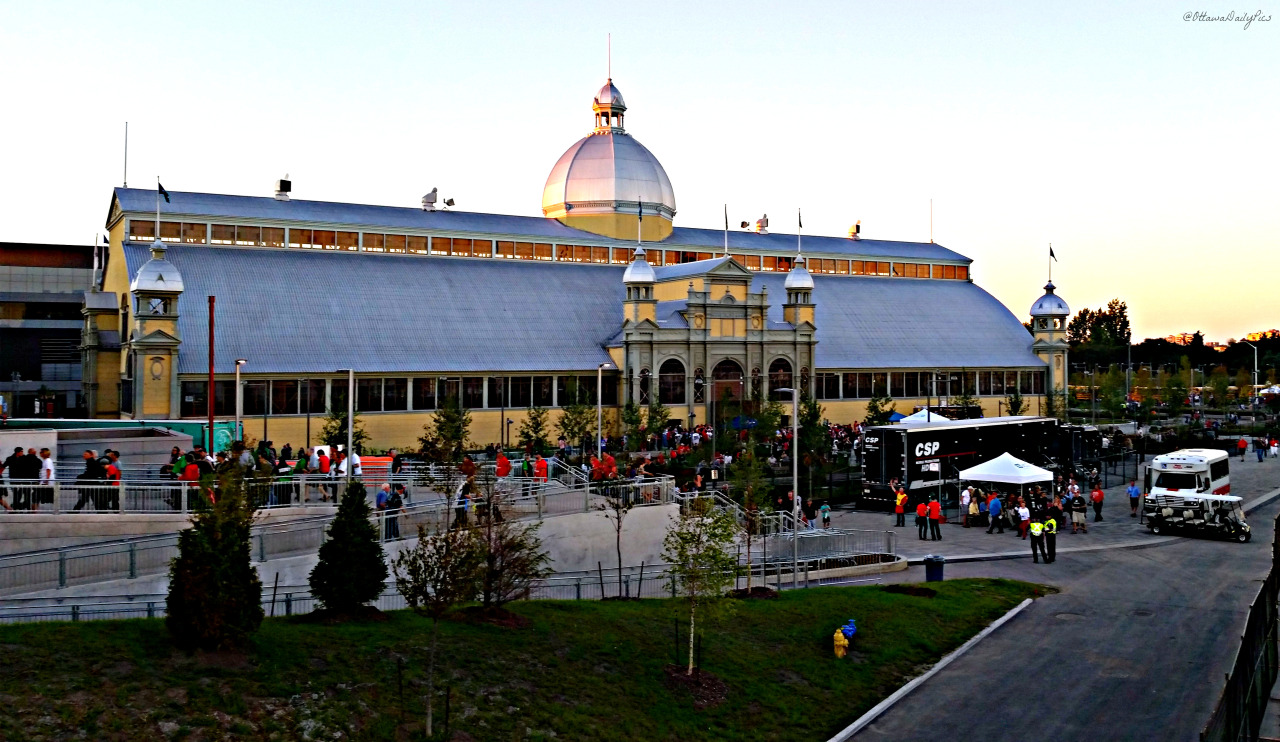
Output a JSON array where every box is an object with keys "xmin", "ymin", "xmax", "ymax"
[{"xmin": 833, "ymin": 628, "xmax": 849, "ymax": 659}]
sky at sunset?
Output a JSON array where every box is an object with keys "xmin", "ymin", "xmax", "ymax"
[{"xmin": 1, "ymin": 1, "xmax": 1275, "ymax": 341}]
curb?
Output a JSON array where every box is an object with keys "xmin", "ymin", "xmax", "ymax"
[
  {"xmin": 827, "ymin": 597, "xmax": 1035, "ymax": 741},
  {"xmin": 903, "ymin": 535, "xmax": 1176, "ymax": 565},
  {"xmin": 1244, "ymin": 486, "xmax": 1280, "ymax": 515}
]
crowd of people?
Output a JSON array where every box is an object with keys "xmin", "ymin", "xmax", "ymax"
[
  {"xmin": 891, "ymin": 473, "xmax": 1114, "ymax": 563},
  {"xmin": 0, "ymin": 445, "xmax": 56, "ymax": 512}
]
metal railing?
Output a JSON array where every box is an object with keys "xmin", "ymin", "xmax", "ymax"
[
  {"xmin": 0, "ymin": 533, "xmax": 899, "ymax": 624},
  {"xmin": 1201, "ymin": 510, "xmax": 1280, "ymax": 742}
]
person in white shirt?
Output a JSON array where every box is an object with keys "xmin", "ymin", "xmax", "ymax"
[
  {"xmin": 349, "ymin": 450, "xmax": 362, "ymax": 477},
  {"xmin": 36, "ymin": 448, "xmax": 54, "ymax": 512},
  {"xmin": 960, "ymin": 487, "xmax": 972, "ymax": 528}
]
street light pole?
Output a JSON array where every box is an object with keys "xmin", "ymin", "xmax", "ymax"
[
  {"xmin": 346, "ymin": 369, "xmax": 354, "ymax": 488},
  {"xmin": 777, "ymin": 387, "xmax": 800, "ymax": 588},
  {"xmin": 1243, "ymin": 341, "xmax": 1259, "ymax": 410},
  {"xmin": 234, "ymin": 359, "xmax": 247, "ymax": 442},
  {"xmin": 597, "ymin": 362, "xmax": 614, "ymax": 458}
]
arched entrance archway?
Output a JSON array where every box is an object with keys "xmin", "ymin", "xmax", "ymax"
[{"xmin": 712, "ymin": 359, "xmax": 744, "ymax": 403}]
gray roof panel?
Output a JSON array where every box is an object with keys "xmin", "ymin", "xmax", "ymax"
[{"xmin": 123, "ymin": 244, "xmax": 1040, "ymax": 375}]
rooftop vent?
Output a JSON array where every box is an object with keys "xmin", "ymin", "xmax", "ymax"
[
  {"xmin": 739, "ymin": 214, "xmax": 768, "ymax": 235},
  {"xmin": 274, "ymin": 175, "xmax": 291, "ymax": 201},
  {"xmin": 422, "ymin": 187, "xmax": 438, "ymax": 211},
  {"xmin": 848, "ymin": 220, "xmax": 861, "ymax": 241}
]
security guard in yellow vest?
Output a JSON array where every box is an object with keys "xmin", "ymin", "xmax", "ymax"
[
  {"xmin": 1043, "ymin": 514, "xmax": 1058, "ymax": 564},
  {"xmin": 1029, "ymin": 517, "xmax": 1049, "ymax": 563}
]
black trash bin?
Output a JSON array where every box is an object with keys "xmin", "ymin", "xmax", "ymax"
[{"xmin": 924, "ymin": 554, "xmax": 945, "ymax": 582}]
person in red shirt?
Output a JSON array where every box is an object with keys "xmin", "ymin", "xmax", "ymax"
[
  {"xmin": 916, "ymin": 501, "xmax": 928, "ymax": 540},
  {"xmin": 1091, "ymin": 485, "xmax": 1105, "ymax": 522},
  {"xmin": 927, "ymin": 497, "xmax": 943, "ymax": 541},
  {"xmin": 1237, "ymin": 437, "xmax": 1248, "ymax": 461},
  {"xmin": 495, "ymin": 451, "xmax": 511, "ymax": 478}
]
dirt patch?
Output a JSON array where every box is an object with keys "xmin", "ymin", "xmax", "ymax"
[
  {"xmin": 881, "ymin": 584, "xmax": 937, "ymax": 598},
  {"xmin": 193, "ymin": 649, "xmax": 255, "ymax": 670},
  {"xmin": 731, "ymin": 586, "xmax": 779, "ymax": 600},
  {"xmin": 663, "ymin": 664, "xmax": 729, "ymax": 710},
  {"xmin": 453, "ymin": 606, "xmax": 531, "ymax": 629},
  {"xmin": 294, "ymin": 605, "xmax": 390, "ymax": 625}
]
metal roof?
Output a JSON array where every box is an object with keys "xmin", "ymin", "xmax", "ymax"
[
  {"xmin": 541, "ymin": 132, "xmax": 677, "ymax": 219},
  {"xmin": 112, "ymin": 188, "xmax": 969, "ymax": 262},
  {"xmin": 125, "ymin": 243, "xmax": 1039, "ymax": 375}
]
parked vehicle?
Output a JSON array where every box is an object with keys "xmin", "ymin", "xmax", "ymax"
[
  {"xmin": 1143, "ymin": 493, "xmax": 1249, "ymax": 542},
  {"xmin": 1144, "ymin": 448, "xmax": 1231, "ymax": 498}
]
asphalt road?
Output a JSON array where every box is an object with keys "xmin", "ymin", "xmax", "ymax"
[{"xmin": 855, "ymin": 459, "xmax": 1280, "ymax": 742}]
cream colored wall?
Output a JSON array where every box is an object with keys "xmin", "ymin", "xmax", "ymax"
[
  {"xmin": 557, "ymin": 213, "xmax": 672, "ymax": 241},
  {"xmin": 141, "ymin": 359, "xmax": 171, "ymax": 417},
  {"xmin": 654, "ymin": 280, "xmax": 699, "ymax": 302},
  {"xmin": 816, "ymin": 395, "xmax": 1046, "ymax": 424}
]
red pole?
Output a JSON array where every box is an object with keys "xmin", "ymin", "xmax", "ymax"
[{"xmin": 208, "ymin": 296, "xmax": 216, "ymax": 453}]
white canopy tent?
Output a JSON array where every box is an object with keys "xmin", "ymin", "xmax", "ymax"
[
  {"xmin": 958, "ymin": 452, "xmax": 1053, "ymax": 486},
  {"xmin": 898, "ymin": 409, "xmax": 951, "ymax": 425}
]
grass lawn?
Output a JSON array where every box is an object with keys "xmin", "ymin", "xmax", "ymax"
[{"xmin": 0, "ymin": 578, "xmax": 1045, "ymax": 741}]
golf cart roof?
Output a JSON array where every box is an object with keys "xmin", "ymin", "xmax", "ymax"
[{"xmin": 1145, "ymin": 493, "xmax": 1242, "ymax": 503}]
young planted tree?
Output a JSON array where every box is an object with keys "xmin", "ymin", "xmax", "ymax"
[
  {"xmin": 518, "ymin": 405, "xmax": 551, "ymax": 455},
  {"xmin": 430, "ymin": 394, "xmax": 471, "ymax": 460},
  {"xmin": 797, "ymin": 395, "xmax": 828, "ymax": 497},
  {"xmin": 646, "ymin": 401, "xmax": 671, "ymax": 443},
  {"xmin": 621, "ymin": 401, "xmax": 644, "ymax": 452},
  {"xmin": 557, "ymin": 397, "xmax": 596, "ymax": 460},
  {"xmin": 1005, "ymin": 387, "xmax": 1027, "ymax": 417},
  {"xmin": 392, "ymin": 527, "xmax": 483, "ymax": 737},
  {"xmin": 727, "ymin": 450, "xmax": 770, "ymax": 591},
  {"xmin": 166, "ymin": 474, "xmax": 264, "ymax": 651},
  {"xmin": 320, "ymin": 407, "xmax": 370, "ymax": 452},
  {"xmin": 598, "ymin": 492, "xmax": 636, "ymax": 597},
  {"xmin": 863, "ymin": 392, "xmax": 896, "ymax": 426},
  {"xmin": 663, "ymin": 497, "xmax": 739, "ymax": 676},
  {"xmin": 477, "ymin": 518, "xmax": 551, "ymax": 612},
  {"xmin": 309, "ymin": 480, "xmax": 389, "ymax": 616}
]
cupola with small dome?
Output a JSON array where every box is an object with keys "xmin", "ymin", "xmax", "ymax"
[{"xmin": 542, "ymin": 79, "xmax": 676, "ymax": 242}]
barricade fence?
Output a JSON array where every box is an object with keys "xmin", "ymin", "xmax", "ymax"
[
  {"xmin": 0, "ymin": 540, "xmax": 899, "ymax": 625},
  {"xmin": 1200, "ymin": 510, "xmax": 1280, "ymax": 742}
]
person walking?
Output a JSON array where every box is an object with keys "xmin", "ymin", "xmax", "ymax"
[
  {"xmin": 72, "ymin": 450, "xmax": 106, "ymax": 511},
  {"xmin": 1016, "ymin": 499, "xmax": 1031, "ymax": 540},
  {"xmin": 37, "ymin": 447, "xmax": 54, "ymax": 511},
  {"xmin": 916, "ymin": 500, "xmax": 929, "ymax": 540},
  {"xmin": 960, "ymin": 487, "xmax": 972, "ymax": 528},
  {"xmin": 986, "ymin": 493, "xmax": 1004, "ymax": 534},
  {"xmin": 1029, "ymin": 516, "xmax": 1047, "ymax": 563},
  {"xmin": 1070, "ymin": 489, "xmax": 1089, "ymax": 534},
  {"xmin": 1127, "ymin": 479, "xmax": 1141, "ymax": 518},
  {"xmin": 1043, "ymin": 513, "xmax": 1058, "ymax": 562},
  {"xmin": 1090, "ymin": 484, "xmax": 1105, "ymax": 522},
  {"xmin": 820, "ymin": 501, "xmax": 831, "ymax": 529},
  {"xmin": 1237, "ymin": 436, "xmax": 1248, "ymax": 461},
  {"xmin": 927, "ymin": 497, "xmax": 942, "ymax": 541},
  {"xmin": 451, "ymin": 478, "xmax": 470, "ymax": 530},
  {"xmin": 894, "ymin": 487, "xmax": 907, "ymax": 527}
]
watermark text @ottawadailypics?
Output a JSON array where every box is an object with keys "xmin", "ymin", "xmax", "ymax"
[{"xmin": 1183, "ymin": 9, "xmax": 1271, "ymax": 28}]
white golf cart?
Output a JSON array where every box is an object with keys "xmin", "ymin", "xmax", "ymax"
[{"xmin": 1143, "ymin": 493, "xmax": 1251, "ymax": 542}]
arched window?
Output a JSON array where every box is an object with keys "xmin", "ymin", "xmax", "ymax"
[
  {"xmin": 639, "ymin": 368, "xmax": 651, "ymax": 405},
  {"xmin": 693, "ymin": 367, "xmax": 705, "ymax": 403},
  {"xmin": 659, "ymin": 359, "xmax": 686, "ymax": 405},
  {"xmin": 769, "ymin": 358, "xmax": 793, "ymax": 399},
  {"xmin": 712, "ymin": 359, "xmax": 744, "ymax": 402}
]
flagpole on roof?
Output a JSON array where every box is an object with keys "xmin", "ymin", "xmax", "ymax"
[
  {"xmin": 1048, "ymin": 243, "xmax": 1053, "ymax": 282},
  {"xmin": 155, "ymin": 176, "xmax": 160, "ymax": 237},
  {"xmin": 723, "ymin": 204, "xmax": 729, "ymax": 257},
  {"xmin": 797, "ymin": 208, "xmax": 802, "ymax": 257}
]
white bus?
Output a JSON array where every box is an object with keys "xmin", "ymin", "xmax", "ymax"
[{"xmin": 1146, "ymin": 448, "xmax": 1231, "ymax": 498}]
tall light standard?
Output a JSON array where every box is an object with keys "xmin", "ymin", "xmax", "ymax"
[
  {"xmin": 597, "ymin": 362, "xmax": 615, "ymax": 457},
  {"xmin": 1243, "ymin": 341, "xmax": 1259, "ymax": 410},
  {"xmin": 234, "ymin": 359, "xmax": 247, "ymax": 441},
  {"xmin": 336, "ymin": 369, "xmax": 354, "ymax": 487},
  {"xmin": 775, "ymin": 387, "xmax": 800, "ymax": 588}
]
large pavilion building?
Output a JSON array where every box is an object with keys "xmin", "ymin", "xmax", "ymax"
[{"xmin": 82, "ymin": 78, "xmax": 1067, "ymax": 449}]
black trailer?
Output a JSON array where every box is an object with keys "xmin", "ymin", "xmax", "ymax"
[{"xmin": 859, "ymin": 416, "xmax": 1062, "ymax": 512}]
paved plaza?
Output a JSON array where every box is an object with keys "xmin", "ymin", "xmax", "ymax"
[{"xmin": 853, "ymin": 454, "xmax": 1280, "ymax": 741}]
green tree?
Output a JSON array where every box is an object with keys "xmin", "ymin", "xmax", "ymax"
[
  {"xmin": 392, "ymin": 527, "xmax": 483, "ymax": 737},
  {"xmin": 557, "ymin": 399, "xmax": 596, "ymax": 458},
  {"xmin": 797, "ymin": 396, "xmax": 828, "ymax": 497},
  {"xmin": 477, "ymin": 515, "xmax": 551, "ymax": 612},
  {"xmin": 663, "ymin": 497, "xmax": 739, "ymax": 676},
  {"xmin": 1005, "ymin": 387, "xmax": 1026, "ymax": 417},
  {"xmin": 518, "ymin": 405, "xmax": 551, "ymax": 454},
  {"xmin": 427, "ymin": 394, "xmax": 471, "ymax": 460},
  {"xmin": 597, "ymin": 491, "xmax": 636, "ymax": 598},
  {"xmin": 864, "ymin": 393, "xmax": 896, "ymax": 426},
  {"xmin": 728, "ymin": 450, "xmax": 771, "ymax": 591},
  {"xmin": 1099, "ymin": 366, "xmax": 1126, "ymax": 419},
  {"xmin": 1161, "ymin": 371, "xmax": 1188, "ymax": 418},
  {"xmin": 165, "ymin": 474, "xmax": 263, "ymax": 651},
  {"xmin": 1207, "ymin": 365, "xmax": 1230, "ymax": 407},
  {"xmin": 309, "ymin": 480, "xmax": 389, "ymax": 615},
  {"xmin": 646, "ymin": 401, "xmax": 671, "ymax": 441},
  {"xmin": 1233, "ymin": 368, "xmax": 1253, "ymax": 402},
  {"xmin": 319, "ymin": 407, "xmax": 369, "ymax": 452},
  {"xmin": 621, "ymin": 401, "xmax": 644, "ymax": 451}
]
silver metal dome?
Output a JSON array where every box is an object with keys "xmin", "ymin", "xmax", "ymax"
[
  {"xmin": 784, "ymin": 256, "xmax": 814, "ymax": 291},
  {"xmin": 622, "ymin": 247, "xmax": 656, "ymax": 284},
  {"xmin": 129, "ymin": 239, "xmax": 185, "ymax": 294},
  {"xmin": 542, "ymin": 131, "xmax": 677, "ymax": 220},
  {"xmin": 1029, "ymin": 281, "xmax": 1069, "ymax": 317},
  {"xmin": 594, "ymin": 79, "xmax": 626, "ymax": 111}
]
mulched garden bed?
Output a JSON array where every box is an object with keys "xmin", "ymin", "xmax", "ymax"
[{"xmin": 662, "ymin": 664, "xmax": 729, "ymax": 709}]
